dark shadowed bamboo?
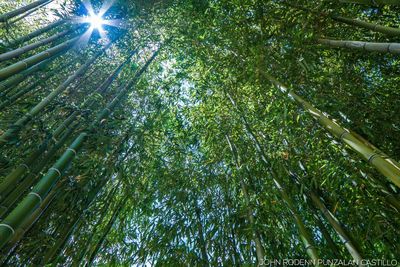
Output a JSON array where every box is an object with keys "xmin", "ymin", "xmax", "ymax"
[
  {"xmin": 0, "ymin": 0, "xmax": 53, "ymax": 22},
  {"xmin": 0, "ymin": 27, "xmax": 77, "ymax": 62},
  {"xmin": 0, "ymin": 41, "xmax": 112, "ymax": 147},
  {"xmin": 263, "ymin": 73, "xmax": 400, "ymax": 188},
  {"xmin": 0, "ymin": 36, "xmax": 79, "ymax": 81},
  {"xmin": 86, "ymin": 196, "xmax": 128, "ymax": 266},
  {"xmin": 7, "ymin": 19, "xmax": 65, "ymax": 47},
  {"xmin": 317, "ymin": 38, "xmax": 400, "ymax": 54},
  {"xmin": 0, "ymin": 48, "xmax": 160, "ymax": 248}
]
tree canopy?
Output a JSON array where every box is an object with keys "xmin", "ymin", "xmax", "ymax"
[{"xmin": 0, "ymin": 0, "xmax": 399, "ymax": 266}]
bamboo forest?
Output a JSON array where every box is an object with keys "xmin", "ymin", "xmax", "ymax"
[{"xmin": 0, "ymin": 0, "xmax": 399, "ymax": 266}]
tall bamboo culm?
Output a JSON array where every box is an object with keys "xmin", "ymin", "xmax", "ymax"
[
  {"xmin": 0, "ymin": 0, "xmax": 53, "ymax": 22},
  {"xmin": 0, "ymin": 47, "xmax": 160, "ymax": 248},
  {"xmin": 263, "ymin": 73, "xmax": 400, "ymax": 188}
]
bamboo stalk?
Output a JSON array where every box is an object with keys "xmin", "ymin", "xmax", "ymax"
[
  {"xmin": 263, "ymin": 73, "xmax": 400, "ymax": 188},
  {"xmin": 0, "ymin": 40, "xmax": 111, "ymax": 147},
  {"xmin": 0, "ymin": 27, "xmax": 77, "ymax": 62},
  {"xmin": 0, "ymin": 36, "xmax": 78, "ymax": 81},
  {"xmin": 340, "ymin": 0, "xmax": 400, "ymax": 5},
  {"xmin": 7, "ymin": 1, "xmax": 51, "ymax": 26},
  {"xmin": 309, "ymin": 192, "xmax": 364, "ymax": 264},
  {"xmin": 226, "ymin": 93, "xmax": 320, "ymax": 261},
  {"xmin": 7, "ymin": 19, "xmax": 65, "ymax": 47},
  {"xmin": 317, "ymin": 38, "xmax": 400, "ymax": 54},
  {"xmin": 332, "ymin": 16, "xmax": 400, "ymax": 36},
  {"xmin": 0, "ymin": 0, "xmax": 53, "ymax": 22},
  {"xmin": 0, "ymin": 48, "xmax": 160, "ymax": 248},
  {"xmin": 0, "ymin": 54, "xmax": 63, "ymax": 96}
]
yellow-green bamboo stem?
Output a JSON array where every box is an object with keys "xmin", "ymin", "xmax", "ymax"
[
  {"xmin": 317, "ymin": 38, "xmax": 400, "ymax": 54},
  {"xmin": 309, "ymin": 192, "xmax": 364, "ymax": 265},
  {"xmin": 0, "ymin": 36, "xmax": 78, "ymax": 81},
  {"xmin": 264, "ymin": 73, "xmax": 400, "ymax": 188}
]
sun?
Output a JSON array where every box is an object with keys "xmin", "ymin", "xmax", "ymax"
[{"xmin": 88, "ymin": 14, "xmax": 104, "ymax": 30}]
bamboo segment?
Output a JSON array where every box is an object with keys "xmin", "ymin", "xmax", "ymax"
[
  {"xmin": 7, "ymin": 19, "xmax": 65, "ymax": 47},
  {"xmin": 227, "ymin": 93, "xmax": 320, "ymax": 261},
  {"xmin": 0, "ymin": 41, "xmax": 111, "ymax": 147},
  {"xmin": 0, "ymin": 36, "xmax": 78, "ymax": 81},
  {"xmin": 309, "ymin": 192, "xmax": 364, "ymax": 264},
  {"xmin": 0, "ymin": 27, "xmax": 77, "ymax": 62},
  {"xmin": 0, "ymin": 48, "xmax": 160, "ymax": 248},
  {"xmin": 317, "ymin": 38, "xmax": 400, "ymax": 54},
  {"xmin": 332, "ymin": 16, "xmax": 400, "ymax": 36},
  {"xmin": 0, "ymin": 0, "xmax": 53, "ymax": 22},
  {"xmin": 263, "ymin": 74, "xmax": 400, "ymax": 188},
  {"xmin": 340, "ymin": 0, "xmax": 400, "ymax": 5},
  {"xmin": 0, "ymin": 53, "xmax": 63, "ymax": 96}
]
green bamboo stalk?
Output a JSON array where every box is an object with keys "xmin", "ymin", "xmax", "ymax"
[
  {"xmin": 309, "ymin": 192, "xmax": 364, "ymax": 264},
  {"xmin": 225, "ymin": 135, "xmax": 266, "ymax": 265},
  {"xmin": 0, "ymin": 123, "xmax": 78, "ymax": 218},
  {"xmin": 86, "ymin": 196, "xmax": 128, "ymax": 266},
  {"xmin": 7, "ymin": 19, "xmax": 65, "ymax": 47},
  {"xmin": 75, "ymin": 180, "xmax": 121, "ymax": 264},
  {"xmin": 0, "ymin": 48, "xmax": 159, "ymax": 248},
  {"xmin": 264, "ymin": 73, "xmax": 400, "ymax": 188},
  {"xmin": 0, "ymin": 41, "xmax": 112, "ymax": 147},
  {"xmin": 226, "ymin": 93, "xmax": 320, "ymax": 261},
  {"xmin": 340, "ymin": 0, "xmax": 400, "ymax": 5},
  {"xmin": 0, "ymin": 36, "xmax": 78, "ymax": 81},
  {"xmin": 7, "ymin": 1, "xmax": 51, "ymax": 26},
  {"xmin": 0, "ymin": 50, "xmax": 134, "ymax": 204},
  {"xmin": 332, "ymin": 16, "xmax": 400, "ymax": 36},
  {"xmin": 317, "ymin": 38, "xmax": 400, "ymax": 54},
  {"xmin": 0, "ymin": 53, "xmax": 63, "ymax": 96},
  {"xmin": 0, "ymin": 27, "xmax": 77, "ymax": 62},
  {"xmin": 0, "ymin": 0, "xmax": 53, "ymax": 22}
]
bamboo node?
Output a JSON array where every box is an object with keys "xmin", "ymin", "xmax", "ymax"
[
  {"xmin": 49, "ymin": 167, "xmax": 61, "ymax": 177},
  {"xmin": 28, "ymin": 192, "xmax": 43, "ymax": 203},
  {"xmin": 20, "ymin": 163, "xmax": 30, "ymax": 173},
  {"xmin": 0, "ymin": 223, "xmax": 15, "ymax": 234},
  {"xmin": 67, "ymin": 148, "xmax": 77, "ymax": 156},
  {"xmin": 368, "ymin": 153, "xmax": 380, "ymax": 164},
  {"xmin": 339, "ymin": 130, "xmax": 349, "ymax": 141}
]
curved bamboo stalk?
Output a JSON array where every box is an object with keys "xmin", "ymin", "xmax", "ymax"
[
  {"xmin": 0, "ymin": 27, "xmax": 77, "ymax": 62},
  {"xmin": 0, "ymin": 48, "xmax": 160, "ymax": 248},
  {"xmin": 339, "ymin": 0, "xmax": 400, "ymax": 5},
  {"xmin": 0, "ymin": 41, "xmax": 112, "ymax": 147},
  {"xmin": 332, "ymin": 16, "xmax": 400, "ymax": 36},
  {"xmin": 0, "ymin": 36, "xmax": 79, "ymax": 81},
  {"xmin": 7, "ymin": 19, "xmax": 65, "ymax": 47},
  {"xmin": 0, "ymin": 0, "xmax": 53, "ymax": 22},
  {"xmin": 263, "ymin": 73, "xmax": 400, "ymax": 188},
  {"xmin": 317, "ymin": 38, "xmax": 400, "ymax": 54}
]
